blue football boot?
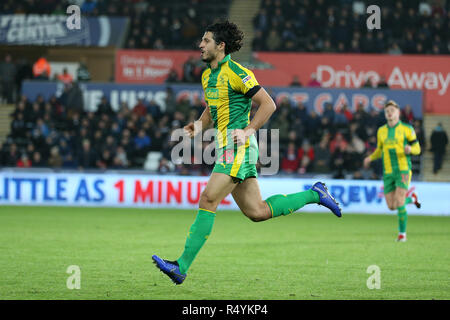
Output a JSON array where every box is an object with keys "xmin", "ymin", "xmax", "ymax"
[
  {"xmin": 311, "ymin": 182, "xmax": 342, "ymax": 217},
  {"xmin": 152, "ymin": 255, "xmax": 186, "ymax": 285}
]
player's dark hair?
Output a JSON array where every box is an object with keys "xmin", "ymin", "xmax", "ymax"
[{"xmin": 205, "ymin": 21, "xmax": 243, "ymax": 55}]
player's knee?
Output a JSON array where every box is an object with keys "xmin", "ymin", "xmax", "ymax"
[
  {"xmin": 247, "ymin": 212, "xmax": 265, "ymax": 222},
  {"xmin": 386, "ymin": 201, "xmax": 396, "ymax": 210},
  {"xmin": 245, "ymin": 203, "xmax": 270, "ymax": 222},
  {"xmin": 199, "ymin": 191, "xmax": 219, "ymax": 210}
]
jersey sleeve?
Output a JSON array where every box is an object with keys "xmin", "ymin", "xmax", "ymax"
[
  {"xmin": 201, "ymin": 69, "xmax": 209, "ymax": 103},
  {"xmin": 228, "ymin": 66, "xmax": 261, "ymax": 98},
  {"xmin": 369, "ymin": 128, "xmax": 383, "ymax": 161},
  {"xmin": 406, "ymin": 126, "xmax": 421, "ymax": 155}
]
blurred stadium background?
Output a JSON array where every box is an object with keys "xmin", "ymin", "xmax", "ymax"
[
  {"xmin": 0, "ymin": 0, "xmax": 449, "ymax": 300},
  {"xmin": 0, "ymin": 0, "xmax": 449, "ymax": 209}
]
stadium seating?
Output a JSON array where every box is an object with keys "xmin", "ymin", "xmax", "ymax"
[{"xmin": 252, "ymin": 0, "xmax": 450, "ymax": 54}]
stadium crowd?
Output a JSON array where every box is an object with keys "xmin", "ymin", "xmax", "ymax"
[
  {"xmin": 0, "ymin": 0, "xmax": 231, "ymax": 51},
  {"xmin": 252, "ymin": 0, "xmax": 450, "ymax": 54},
  {"xmin": 0, "ymin": 0, "xmax": 439, "ymax": 178},
  {"xmin": 0, "ymin": 86, "xmax": 425, "ymax": 180},
  {"xmin": 2, "ymin": 0, "xmax": 448, "ymax": 55}
]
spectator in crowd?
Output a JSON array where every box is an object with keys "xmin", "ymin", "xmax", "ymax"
[
  {"xmin": 115, "ymin": 146, "xmax": 129, "ymax": 168},
  {"xmin": 65, "ymin": 82, "xmax": 84, "ymax": 118},
  {"xmin": 77, "ymin": 139, "xmax": 97, "ymax": 170},
  {"xmin": 281, "ymin": 142, "xmax": 299, "ymax": 173},
  {"xmin": 377, "ymin": 75, "xmax": 389, "ymax": 88},
  {"xmin": 134, "ymin": 129, "xmax": 151, "ymax": 158},
  {"xmin": 158, "ymin": 157, "xmax": 173, "ymax": 173},
  {"xmin": 290, "ymin": 75, "xmax": 302, "ymax": 87},
  {"xmin": 57, "ymin": 68, "xmax": 73, "ymax": 85},
  {"xmin": 2, "ymin": 143, "xmax": 18, "ymax": 167},
  {"xmin": 329, "ymin": 132, "xmax": 348, "ymax": 154},
  {"xmin": 133, "ymin": 99, "xmax": 147, "ymax": 118},
  {"xmin": 313, "ymin": 136, "xmax": 331, "ymax": 173},
  {"xmin": 77, "ymin": 62, "xmax": 91, "ymax": 82},
  {"xmin": 182, "ymin": 56, "xmax": 196, "ymax": 83},
  {"xmin": 10, "ymin": 112, "xmax": 27, "ymax": 139},
  {"xmin": 32, "ymin": 56, "xmax": 51, "ymax": 80},
  {"xmin": 15, "ymin": 58, "xmax": 33, "ymax": 101},
  {"xmin": 147, "ymin": 99, "xmax": 162, "ymax": 120},
  {"xmin": 331, "ymin": 143, "xmax": 351, "ymax": 179},
  {"xmin": 341, "ymin": 104, "xmax": 354, "ymax": 122},
  {"xmin": 307, "ymin": 73, "xmax": 321, "ymax": 87},
  {"xmin": 401, "ymin": 105, "xmax": 415, "ymax": 124},
  {"xmin": 322, "ymin": 103, "xmax": 335, "ymax": 124},
  {"xmin": 252, "ymin": 30, "xmax": 265, "ymax": 51},
  {"xmin": 294, "ymin": 102, "xmax": 308, "ymax": 124},
  {"xmin": 266, "ymin": 30, "xmax": 282, "ymax": 51},
  {"xmin": 297, "ymin": 140, "xmax": 314, "ymax": 174},
  {"xmin": 17, "ymin": 153, "xmax": 32, "ymax": 168},
  {"xmin": 164, "ymin": 87, "xmax": 177, "ymax": 114},
  {"xmin": 48, "ymin": 146, "xmax": 63, "ymax": 168},
  {"xmin": 96, "ymin": 96, "xmax": 114, "ymax": 117},
  {"xmin": 32, "ymin": 151, "xmax": 46, "ymax": 167},
  {"xmin": 81, "ymin": 0, "xmax": 97, "ymax": 14},
  {"xmin": 166, "ymin": 69, "xmax": 179, "ymax": 83},
  {"xmin": 0, "ymin": 54, "xmax": 16, "ymax": 103},
  {"xmin": 430, "ymin": 122, "xmax": 448, "ymax": 174},
  {"xmin": 97, "ymin": 149, "xmax": 113, "ymax": 169}
]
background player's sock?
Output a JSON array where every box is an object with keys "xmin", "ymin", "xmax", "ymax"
[
  {"xmin": 397, "ymin": 205, "xmax": 408, "ymax": 233},
  {"xmin": 177, "ymin": 209, "xmax": 215, "ymax": 274},
  {"xmin": 265, "ymin": 189, "xmax": 319, "ymax": 218},
  {"xmin": 405, "ymin": 197, "xmax": 412, "ymax": 205}
]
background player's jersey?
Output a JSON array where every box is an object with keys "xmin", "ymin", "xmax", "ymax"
[
  {"xmin": 369, "ymin": 121, "xmax": 421, "ymax": 174},
  {"xmin": 201, "ymin": 54, "xmax": 261, "ymax": 149}
]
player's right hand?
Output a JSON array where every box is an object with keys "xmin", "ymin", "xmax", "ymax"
[
  {"xmin": 363, "ymin": 156, "xmax": 371, "ymax": 168},
  {"xmin": 184, "ymin": 122, "xmax": 195, "ymax": 138},
  {"xmin": 184, "ymin": 121, "xmax": 202, "ymax": 138}
]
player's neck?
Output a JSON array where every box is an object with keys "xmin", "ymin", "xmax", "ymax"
[
  {"xmin": 210, "ymin": 52, "xmax": 226, "ymax": 69},
  {"xmin": 387, "ymin": 119, "xmax": 400, "ymax": 127}
]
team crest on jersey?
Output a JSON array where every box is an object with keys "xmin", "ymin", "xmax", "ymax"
[{"xmin": 218, "ymin": 74, "xmax": 228, "ymax": 86}]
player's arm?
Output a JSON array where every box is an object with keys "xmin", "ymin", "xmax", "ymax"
[
  {"xmin": 245, "ymin": 87, "xmax": 276, "ymax": 135},
  {"xmin": 364, "ymin": 128, "xmax": 383, "ymax": 168},
  {"xmin": 184, "ymin": 106, "xmax": 212, "ymax": 138},
  {"xmin": 233, "ymin": 87, "xmax": 276, "ymax": 145},
  {"xmin": 404, "ymin": 127, "xmax": 421, "ymax": 155}
]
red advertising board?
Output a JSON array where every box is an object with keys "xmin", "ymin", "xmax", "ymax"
[
  {"xmin": 115, "ymin": 50, "xmax": 450, "ymax": 114},
  {"xmin": 253, "ymin": 52, "xmax": 450, "ymax": 114},
  {"xmin": 115, "ymin": 49, "xmax": 199, "ymax": 84}
]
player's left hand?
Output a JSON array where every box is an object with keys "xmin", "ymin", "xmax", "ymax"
[{"xmin": 404, "ymin": 145, "xmax": 411, "ymax": 154}]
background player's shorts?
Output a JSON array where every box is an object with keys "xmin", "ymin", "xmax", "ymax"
[
  {"xmin": 383, "ymin": 170, "xmax": 412, "ymax": 194},
  {"xmin": 213, "ymin": 135, "xmax": 258, "ymax": 183}
]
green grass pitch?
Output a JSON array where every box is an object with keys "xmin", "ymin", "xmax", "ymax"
[{"xmin": 0, "ymin": 206, "xmax": 448, "ymax": 300}]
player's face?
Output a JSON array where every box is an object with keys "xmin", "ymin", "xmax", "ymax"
[
  {"xmin": 199, "ymin": 32, "xmax": 220, "ymax": 62},
  {"xmin": 384, "ymin": 105, "xmax": 400, "ymax": 123}
]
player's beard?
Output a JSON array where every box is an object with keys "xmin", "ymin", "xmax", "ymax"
[{"xmin": 201, "ymin": 50, "xmax": 214, "ymax": 63}]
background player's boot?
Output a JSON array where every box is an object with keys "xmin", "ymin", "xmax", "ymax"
[
  {"xmin": 396, "ymin": 233, "xmax": 407, "ymax": 242},
  {"xmin": 411, "ymin": 193, "xmax": 421, "ymax": 209},
  {"xmin": 310, "ymin": 182, "xmax": 342, "ymax": 217},
  {"xmin": 152, "ymin": 255, "xmax": 186, "ymax": 285}
]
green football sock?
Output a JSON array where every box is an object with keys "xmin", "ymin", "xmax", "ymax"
[
  {"xmin": 177, "ymin": 209, "xmax": 216, "ymax": 274},
  {"xmin": 397, "ymin": 205, "xmax": 408, "ymax": 233},
  {"xmin": 265, "ymin": 189, "xmax": 320, "ymax": 218},
  {"xmin": 405, "ymin": 197, "xmax": 412, "ymax": 205}
]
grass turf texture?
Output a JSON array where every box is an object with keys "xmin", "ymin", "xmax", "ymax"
[{"xmin": 0, "ymin": 206, "xmax": 448, "ymax": 300}]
